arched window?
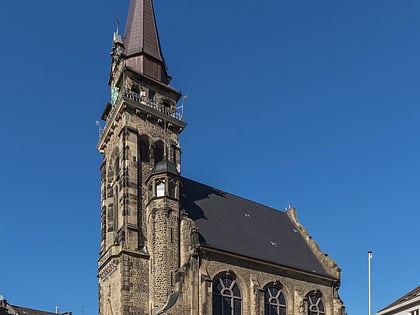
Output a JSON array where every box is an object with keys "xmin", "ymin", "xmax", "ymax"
[
  {"xmin": 264, "ymin": 284, "xmax": 287, "ymax": 315},
  {"xmin": 139, "ymin": 136, "xmax": 150, "ymax": 162},
  {"xmin": 212, "ymin": 275, "xmax": 242, "ymax": 315},
  {"xmin": 113, "ymin": 184, "xmax": 119, "ymax": 233},
  {"xmin": 171, "ymin": 145, "xmax": 178, "ymax": 165},
  {"xmin": 156, "ymin": 178, "xmax": 165, "ymax": 197},
  {"xmin": 115, "ymin": 155, "xmax": 120, "ymax": 177},
  {"xmin": 307, "ymin": 291, "xmax": 325, "ymax": 315},
  {"xmin": 153, "ymin": 141, "xmax": 164, "ymax": 165},
  {"xmin": 168, "ymin": 179, "xmax": 176, "ymax": 198}
]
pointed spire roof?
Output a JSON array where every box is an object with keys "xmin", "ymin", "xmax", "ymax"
[{"xmin": 124, "ymin": 0, "xmax": 170, "ymax": 83}]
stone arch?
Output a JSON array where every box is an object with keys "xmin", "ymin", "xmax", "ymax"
[
  {"xmin": 305, "ymin": 289, "xmax": 326, "ymax": 315},
  {"xmin": 263, "ymin": 281, "xmax": 287, "ymax": 315},
  {"xmin": 212, "ymin": 270, "xmax": 243, "ymax": 315}
]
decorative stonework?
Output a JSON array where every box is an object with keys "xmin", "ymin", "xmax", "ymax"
[
  {"xmin": 286, "ymin": 206, "xmax": 341, "ymax": 279},
  {"xmin": 98, "ymin": 260, "xmax": 118, "ymax": 281}
]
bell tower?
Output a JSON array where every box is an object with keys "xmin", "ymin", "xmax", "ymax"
[{"xmin": 97, "ymin": 0, "xmax": 186, "ymax": 314}]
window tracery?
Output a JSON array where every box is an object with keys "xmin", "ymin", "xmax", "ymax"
[
  {"xmin": 307, "ymin": 291, "xmax": 325, "ymax": 315},
  {"xmin": 264, "ymin": 284, "xmax": 287, "ymax": 315},
  {"xmin": 212, "ymin": 275, "xmax": 242, "ymax": 315}
]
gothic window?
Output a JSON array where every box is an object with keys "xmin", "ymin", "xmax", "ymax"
[
  {"xmin": 106, "ymin": 165, "xmax": 114, "ymax": 233},
  {"xmin": 153, "ymin": 141, "xmax": 164, "ymax": 165},
  {"xmin": 212, "ymin": 275, "xmax": 242, "ymax": 315},
  {"xmin": 156, "ymin": 179, "xmax": 165, "ymax": 197},
  {"xmin": 107, "ymin": 167, "xmax": 114, "ymax": 197},
  {"xmin": 100, "ymin": 164, "xmax": 106, "ymax": 244},
  {"xmin": 307, "ymin": 291, "xmax": 325, "ymax": 315},
  {"xmin": 171, "ymin": 145, "xmax": 179, "ymax": 166},
  {"xmin": 168, "ymin": 179, "xmax": 176, "ymax": 198},
  {"xmin": 264, "ymin": 284, "xmax": 287, "ymax": 315},
  {"xmin": 139, "ymin": 136, "xmax": 150, "ymax": 162},
  {"xmin": 115, "ymin": 154, "xmax": 120, "ymax": 178},
  {"xmin": 101, "ymin": 207, "xmax": 106, "ymax": 243},
  {"xmin": 113, "ymin": 185, "xmax": 119, "ymax": 234}
]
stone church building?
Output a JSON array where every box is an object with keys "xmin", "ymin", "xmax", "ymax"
[{"xmin": 96, "ymin": 0, "xmax": 346, "ymax": 314}]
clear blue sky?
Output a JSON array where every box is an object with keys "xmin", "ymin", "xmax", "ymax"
[{"xmin": 1, "ymin": 0, "xmax": 419, "ymax": 314}]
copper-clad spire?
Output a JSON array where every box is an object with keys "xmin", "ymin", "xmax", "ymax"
[{"xmin": 124, "ymin": 0, "xmax": 170, "ymax": 83}]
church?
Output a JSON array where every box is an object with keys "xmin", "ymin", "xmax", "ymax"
[{"xmin": 96, "ymin": 0, "xmax": 346, "ymax": 314}]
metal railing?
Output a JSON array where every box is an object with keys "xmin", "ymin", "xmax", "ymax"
[
  {"xmin": 121, "ymin": 88, "xmax": 183, "ymax": 121},
  {"xmin": 99, "ymin": 87, "xmax": 184, "ymax": 142}
]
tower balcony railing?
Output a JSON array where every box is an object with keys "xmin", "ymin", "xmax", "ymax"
[
  {"xmin": 99, "ymin": 87, "xmax": 184, "ymax": 144},
  {"xmin": 121, "ymin": 87, "xmax": 183, "ymax": 121}
]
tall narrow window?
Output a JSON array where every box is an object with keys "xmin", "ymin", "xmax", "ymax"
[
  {"xmin": 115, "ymin": 155, "xmax": 120, "ymax": 178},
  {"xmin": 156, "ymin": 179, "xmax": 165, "ymax": 197},
  {"xmin": 172, "ymin": 145, "xmax": 177, "ymax": 165},
  {"xmin": 153, "ymin": 141, "xmax": 164, "ymax": 165},
  {"xmin": 139, "ymin": 136, "xmax": 150, "ymax": 162},
  {"xmin": 100, "ymin": 164, "xmax": 106, "ymax": 244},
  {"xmin": 113, "ymin": 185, "xmax": 119, "ymax": 234},
  {"xmin": 168, "ymin": 179, "xmax": 176, "ymax": 198},
  {"xmin": 307, "ymin": 291, "xmax": 325, "ymax": 315},
  {"xmin": 107, "ymin": 165, "xmax": 114, "ymax": 234},
  {"xmin": 264, "ymin": 284, "xmax": 287, "ymax": 315},
  {"xmin": 213, "ymin": 275, "xmax": 242, "ymax": 315}
]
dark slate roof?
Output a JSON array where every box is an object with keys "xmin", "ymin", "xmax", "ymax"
[
  {"xmin": 181, "ymin": 177, "xmax": 331, "ymax": 278},
  {"xmin": 151, "ymin": 158, "xmax": 179, "ymax": 177},
  {"xmin": 379, "ymin": 285, "xmax": 420, "ymax": 312},
  {"xmin": 124, "ymin": 0, "xmax": 164, "ymax": 61}
]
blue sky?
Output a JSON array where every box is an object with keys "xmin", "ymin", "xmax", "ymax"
[{"xmin": 1, "ymin": 0, "xmax": 419, "ymax": 314}]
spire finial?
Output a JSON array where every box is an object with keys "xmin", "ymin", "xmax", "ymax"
[
  {"xmin": 124, "ymin": 0, "xmax": 170, "ymax": 83},
  {"xmin": 113, "ymin": 17, "xmax": 123, "ymax": 44},
  {"xmin": 116, "ymin": 18, "xmax": 120, "ymax": 35}
]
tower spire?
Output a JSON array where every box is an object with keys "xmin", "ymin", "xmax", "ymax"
[{"xmin": 124, "ymin": 0, "xmax": 170, "ymax": 84}]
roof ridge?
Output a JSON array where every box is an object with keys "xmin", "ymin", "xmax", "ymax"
[
  {"xmin": 181, "ymin": 176, "xmax": 285, "ymax": 214},
  {"xmin": 12, "ymin": 305, "xmax": 61, "ymax": 315},
  {"xmin": 378, "ymin": 285, "xmax": 420, "ymax": 312}
]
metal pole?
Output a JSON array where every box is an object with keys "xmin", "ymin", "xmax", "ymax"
[{"xmin": 368, "ymin": 251, "xmax": 372, "ymax": 315}]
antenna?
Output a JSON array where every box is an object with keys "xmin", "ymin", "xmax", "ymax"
[
  {"xmin": 116, "ymin": 18, "xmax": 120, "ymax": 34},
  {"xmin": 96, "ymin": 121, "xmax": 103, "ymax": 139},
  {"xmin": 177, "ymin": 95, "xmax": 188, "ymax": 117},
  {"xmin": 368, "ymin": 251, "xmax": 373, "ymax": 315}
]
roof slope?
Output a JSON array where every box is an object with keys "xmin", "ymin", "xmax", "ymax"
[
  {"xmin": 378, "ymin": 285, "xmax": 420, "ymax": 313},
  {"xmin": 11, "ymin": 306, "xmax": 62, "ymax": 315},
  {"xmin": 124, "ymin": 0, "xmax": 163, "ymax": 61},
  {"xmin": 181, "ymin": 177, "xmax": 331, "ymax": 278}
]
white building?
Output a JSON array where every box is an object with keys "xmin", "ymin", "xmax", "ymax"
[{"xmin": 377, "ymin": 285, "xmax": 420, "ymax": 315}]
